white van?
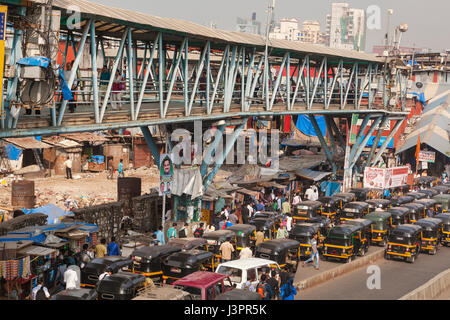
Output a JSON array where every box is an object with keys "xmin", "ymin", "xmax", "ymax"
[{"xmin": 215, "ymin": 258, "xmax": 280, "ymax": 289}]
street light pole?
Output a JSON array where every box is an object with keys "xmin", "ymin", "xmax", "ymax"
[{"xmin": 263, "ymin": 0, "xmax": 275, "ymax": 108}]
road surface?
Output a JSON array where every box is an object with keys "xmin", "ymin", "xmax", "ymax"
[{"xmin": 296, "ymin": 246, "xmax": 450, "ymax": 300}]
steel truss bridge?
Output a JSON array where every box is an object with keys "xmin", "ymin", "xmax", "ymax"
[{"xmin": 0, "ymin": 0, "xmax": 410, "ymax": 180}]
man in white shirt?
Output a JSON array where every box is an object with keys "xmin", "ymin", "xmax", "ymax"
[
  {"xmin": 64, "ymin": 156, "xmax": 73, "ymax": 180},
  {"xmin": 98, "ymin": 269, "xmax": 112, "ymax": 281},
  {"xmin": 305, "ymin": 187, "xmax": 315, "ymax": 200},
  {"xmin": 311, "ymin": 186, "xmax": 319, "ymax": 201},
  {"xmin": 286, "ymin": 214, "xmax": 293, "ymax": 232},
  {"xmin": 247, "ymin": 204, "xmax": 254, "ymax": 219},
  {"xmin": 32, "ymin": 279, "xmax": 50, "ymax": 300},
  {"xmin": 63, "ymin": 267, "xmax": 78, "ymax": 290},
  {"xmin": 239, "ymin": 247, "xmax": 253, "ymax": 260},
  {"xmin": 292, "ymin": 193, "xmax": 301, "ymax": 206}
]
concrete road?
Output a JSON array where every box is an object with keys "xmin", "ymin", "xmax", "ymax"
[{"xmin": 296, "ymin": 246, "xmax": 450, "ymax": 300}]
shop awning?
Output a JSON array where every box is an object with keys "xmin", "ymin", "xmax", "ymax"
[
  {"xmin": 296, "ymin": 169, "xmax": 333, "ymax": 182},
  {"xmin": 18, "ymin": 245, "xmax": 57, "ymax": 257},
  {"xmin": 3, "ymin": 138, "xmax": 52, "ymax": 150}
]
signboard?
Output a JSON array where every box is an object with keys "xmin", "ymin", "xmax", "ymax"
[
  {"xmin": 364, "ymin": 166, "xmax": 409, "ymax": 189},
  {"xmin": 349, "ymin": 114, "xmax": 359, "ymax": 145},
  {"xmin": 418, "ymin": 151, "xmax": 435, "ymax": 163},
  {"xmin": 159, "ymin": 153, "xmax": 173, "ymax": 196}
]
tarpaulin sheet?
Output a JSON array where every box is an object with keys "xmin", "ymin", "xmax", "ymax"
[
  {"xmin": 172, "ymin": 167, "xmax": 203, "ymax": 199},
  {"xmin": 296, "ymin": 115, "xmax": 326, "ymax": 137},
  {"xmin": 17, "ymin": 56, "xmax": 50, "ymax": 68},
  {"xmin": 363, "ymin": 135, "xmax": 394, "ymax": 149},
  {"xmin": 22, "ymin": 204, "xmax": 73, "ymax": 224},
  {"xmin": 4, "ymin": 143, "xmax": 22, "ymax": 160}
]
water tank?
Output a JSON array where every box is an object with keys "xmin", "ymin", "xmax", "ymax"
[{"xmin": 11, "ymin": 180, "xmax": 36, "ymax": 209}]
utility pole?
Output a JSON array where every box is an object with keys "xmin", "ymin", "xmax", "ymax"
[{"xmin": 263, "ymin": 0, "xmax": 275, "ymax": 107}]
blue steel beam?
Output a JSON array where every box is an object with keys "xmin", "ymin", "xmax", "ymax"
[
  {"xmin": 200, "ymin": 124, "xmax": 226, "ymax": 177},
  {"xmin": 349, "ymin": 113, "xmax": 372, "ymax": 161},
  {"xmin": 365, "ymin": 115, "xmax": 388, "ymax": 167},
  {"xmin": 370, "ymin": 117, "xmax": 406, "ymax": 166},
  {"xmin": 309, "ymin": 115, "xmax": 337, "ymax": 175},
  {"xmin": 141, "ymin": 126, "xmax": 161, "ymax": 169}
]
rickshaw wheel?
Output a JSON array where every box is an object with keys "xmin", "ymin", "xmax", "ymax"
[
  {"xmin": 407, "ymin": 255, "xmax": 415, "ymax": 263},
  {"xmin": 359, "ymin": 247, "xmax": 365, "ymax": 256}
]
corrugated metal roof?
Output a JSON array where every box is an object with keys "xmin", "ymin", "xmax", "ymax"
[
  {"xmin": 26, "ymin": 0, "xmax": 383, "ymax": 63},
  {"xmin": 60, "ymin": 132, "xmax": 110, "ymax": 143},
  {"xmin": 3, "ymin": 138, "xmax": 53, "ymax": 149},
  {"xmin": 295, "ymin": 169, "xmax": 332, "ymax": 181},
  {"xmin": 396, "ymin": 91, "xmax": 450, "ymax": 157}
]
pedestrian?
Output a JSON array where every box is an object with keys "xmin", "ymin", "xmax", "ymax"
[
  {"xmin": 98, "ymin": 268, "xmax": 112, "ymax": 281},
  {"xmin": 255, "ymin": 229, "xmax": 265, "ymax": 246},
  {"xmin": 266, "ymin": 270, "xmax": 280, "ymax": 300},
  {"xmin": 150, "ymin": 234, "xmax": 161, "ymax": 246},
  {"xmin": 155, "ymin": 226, "xmax": 165, "ymax": 245},
  {"xmin": 303, "ymin": 233, "xmax": 319, "ymax": 270},
  {"xmin": 247, "ymin": 202, "xmax": 255, "ymax": 219},
  {"xmin": 304, "ymin": 186, "xmax": 315, "ymax": 200},
  {"xmin": 178, "ymin": 223, "xmax": 188, "ymax": 238},
  {"xmin": 32, "ymin": 278, "xmax": 50, "ymax": 300},
  {"xmin": 55, "ymin": 256, "xmax": 67, "ymax": 289},
  {"xmin": 107, "ymin": 157, "xmax": 114, "ymax": 180},
  {"xmin": 277, "ymin": 197, "xmax": 282, "ymax": 212},
  {"xmin": 241, "ymin": 202, "xmax": 250, "ymax": 224},
  {"xmin": 221, "ymin": 205, "xmax": 231, "ymax": 219},
  {"xmin": 199, "ymin": 72, "xmax": 207, "ymax": 106},
  {"xmin": 193, "ymin": 223, "xmax": 205, "ymax": 238},
  {"xmin": 64, "ymin": 61, "xmax": 78, "ymax": 113},
  {"xmin": 239, "ymin": 246, "xmax": 253, "ymax": 260},
  {"xmin": 280, "ymin": 278, "xmax": 297, "ymax": 300},
  {"xmin": 218, "ymin": 216, "xmax": 227, "ymax": 230},
  {"xmin": 63, "ymin": 265, "xmax": 78, "ymax": 290},
  {"xmin": 286, "ymin": 213, "xmax": 293, "ymax": 233},
  {"xmin": 95, "ymin": 238, "xmax": 107, "ymax": 258},
  {"xmin": 167, "ymin": 223, "xmax": 178, "ymax": 240},
  {"xmin": 107, "ymin": 236, "xmax": 120, "ymax": 256},
  {"xmin": 292, "ymin": 193, "xmax": 301, "ymax": 206},
  {"xmin": 64, "ymin": 156, "xmax": 73, "ymax": 180},
  {"xmin": 282, "ymin": 199, "xmax": 291, "ymax": 217},
  {"xmin": 276, "ymin": 224, "xmax": 289, "ymax": 239},
  {"xmin": 80, "ymin": 243, "xmax": 93, "ymax": 269},
  {"xmin": 219, "ymin": 239, "xmax": 235, "ymax": 263},
  {"xmin": 111, "ymin": 69, "xmax": 123, "ymax": 109},
  {"xmin": 99, "ymin": 65, "xmax": 111, "ymax": 104},
  {"xmin": 228, "ymin": 210, "xmax": 239, "ymax": 225},
  {"xmin": 117, "ymin": 159, "xmax": 125, "ymax": 178},
  {"xmin": 256, "ymin": 274, "xmax": 273, "ymax": 300},
  {"xmin": 256, "ymin": 200, "xmax": 265, "ymax": 212}
]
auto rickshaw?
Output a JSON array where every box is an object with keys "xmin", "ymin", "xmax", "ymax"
[
  {"xmin": 415, "ymin": 218, "xmax": 443, "ymax": 255},
  {"xmin": 322, "ymin": 224, "xmax": 363, "ymax": 263},
  {"xmin": 343, "ymin": 219, "xmax": 373, "ymax": 256},
  {"xmin": 305, "ymin": 216, "xmax": 332, "ymax": 244},
  {"xmin": 253, "ymin": 211, "xmax": 282, "ymax": 225},
  {"xmin": 406, "ymin": 192, "xmax": 427, "ymax": 200},
  {"xmin": 390, "ymin": 195, "xmax": 414, "ymax": 207},
  {"xmin": 435, "ymin": 213, "xmax": 450, "ymax": 246},
  {"xmin": 364, "ymin": 211, "xmax": 392, "ymax": 246},
  {"xmin": 127, "ymin": 245, "xmax": 181, "ymax": 279},
  {"xmin": 388, "ymin": 207, "xmax": 411, "ymax": 227},
  {"xmin": 51, "ymin": 288, "xmax": 98, "ymax": 300},
  {"xmin": 414, "ymin": 199, "xmax": 439, "ymax": 218},
  {"xmin": 254, "ymin": 239, "xmax": 301, "ymax": 270},
  {"xmin": 226, "ymin": 224, "xmax": 257, "ymax": 250},
  {"xmin": 161, "ymin": 249, "xmax": 215, "ymax": 283},
  {"xmin": 340, "ymin": 202, "xmax": 370, "ymax": 222},
  {"xmin": 317, "ymin": 197, "xmax": 341, "ymax": 223},
  {"xmin": 333, "ymin": 193, "xmax": 357, "ymax": 208},
  {"xmin": 401, "ymin": 203, "xmax": 425, "ymax": 223},
  {"xmin": 366, "ymin": 199, "xmax": 392, "ymax": 212},
  {"xmin": 249, "ymin": 218, "xmax": 276, "ymax": 241},
  {"xmin": 385, "ymin": 224, "xmax": 422, "ymax": 263},
  {"xmin": 417, "ymin": 189, "xmax": 438, "ymax": 199},
  {"xmin": 167, "ymin": 238, "xmax": 208, "ymax": 251},
  {"xmin": 201, "ymin": 230, "xmax": 237, "ymax": 269},
  {"xmin": 431, "ymin": 185, "xmax": 450, "ymax": 195},
  {"xmin": 350, "ymin": 188, "xmax": 374, "ymax": 201},
  {"xmin": 293, "ymin": 201, "xmax": 322, "ymax": 223},
  {"xmin": 81, "ymin": 256, "xmax": 133, "ymax": 288},
  {"xmin": 288, "ymin": 223, "xmax": 321, "ymax": 258},
  {"xmin": 433, "ymin": 194, "xmax": 450, "ymax": 213},
  {"xmin": 96, "ymin": 272, "xmax": 147, "ymax": 300}
]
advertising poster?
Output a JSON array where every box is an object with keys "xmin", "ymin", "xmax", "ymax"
[
  {"xmin": 364, "ymin": 167, "xmax": 386, "ymax": 189},
  {"xmin": 364, "ymin": 166, "xmax": 410, "ymax": 189},
  {"xmin": 386, "ymin": 166, "xmax": 409, "ymax": 188},
  {"xmin": 159, "ymin": 153, "xmax": 173, "ymax": 196},
  {"xmin": 418, "ymin": 151, "xmax": 435, "ymax": 163}
]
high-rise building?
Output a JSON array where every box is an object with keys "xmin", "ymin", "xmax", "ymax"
[
  {"xmin": 299, "ymin": 20, "xmax": 326, "ymax": 44},
  {"xmin": 269, "ymin": 19, "xmax": 325, "ymax": 44},
  {"xmin": 236, "ymin": 12, "xmax": 262, "ymax": 35},
  {"xmin": 325, "ymin": 3, "xmax": 366, "ymax": 52}
]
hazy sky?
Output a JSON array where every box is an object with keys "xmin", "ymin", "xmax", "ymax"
[{"xmin": 90, "ymin": 0, "xmax": 449, "ymax": 52}]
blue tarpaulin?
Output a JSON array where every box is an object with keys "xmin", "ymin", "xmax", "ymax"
[
  {"xmin": 4, "ymin": 143, "xmax": 22, "ymax": 160},
  {"xmin": 362, "ymin": 135, "xmax": 394, "ymax": 149},
  {"xmin": 17, "ymin": 56, "xmax": 50, "ymax": 68},
  {"xmin": 411, "ymin": 92, "xmax": 426, "ymax": 105},
  {"xmin": 296, "ymin": 115, "xmax": 326, "ymax": 137},
  {"xmin": 21, "ymin": 204, "xmax": 73, "ymax": 224},
  {"xmin": 58, "ymin": 69, "xmax": 74, "ymax": 101},
  {"xmin": 320, "ymin": 181, "xmax": 342, "ymax": 196},
  {"xmin": 90, "ymin": 155, "xmax": 105, "ymax": 164}
]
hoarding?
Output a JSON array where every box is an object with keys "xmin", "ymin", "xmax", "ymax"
[
  {"xmin": 364, "ymin": 166, "xmax": 409, "ymax": 189},
  {"xmin": 418, "ymin": 151, "xmax": 435, "ymax": 163},
  {"xmin": 159, "ymin": 153, "xmax": 173, "ymax": 196}
]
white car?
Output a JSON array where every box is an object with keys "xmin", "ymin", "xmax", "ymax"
[{"xmin": 215, "ymin": 258, "xmax": 280, "ymax": 289}]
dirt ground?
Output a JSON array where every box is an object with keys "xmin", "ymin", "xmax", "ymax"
[{"xmin": 0, "ymin": 166, "xmax": 161, "ymax": 211}]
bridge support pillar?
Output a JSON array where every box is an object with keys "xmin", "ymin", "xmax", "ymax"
[{"xmin": 141, "ymin": 126, "xmax": 161, "ymax": 169}]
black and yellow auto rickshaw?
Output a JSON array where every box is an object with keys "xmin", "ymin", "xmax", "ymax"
[
  {"xmin": 127, "ymin": 245, "xmax": 181, "ymax": 279},
  {"xmin": 350, "ymin": 188, "xmax": 374, "ymax": 201},
  {"xmin": 249, "ymin": 218, "xmax": 276, "ymax": 241},
  {"xmin": 385, "ymin": 224, "xmax": 422, "ymax": 263},
  {"xmin": 400, "ymin": 203, "xmax": 425, "ymax": 223},
  {"xmin": 433, "ymin": 194, "xmax": 450, "ymax": 213},
  {"xmin": 406, "ymin": 192, "xmax": 427, "ymax": 200},
  {"xmin": 288, "ymin": 223, "xmax": 321, "ymax": 258},
  {"xmin": 364, "ymin": 211, "xmax": 392, "ymax": 246},
  {"xmin": 252, "ymin": 211, "xmax": 282, "ymax": 226},
  {"xmin": 343, "ymin": 219, "xmax": 373, "ymax": 256},
  {"xmin": 317, "ymin": 197, "xmax": 341, "ymax": 223},
  {"xmin": 366, "ymin": 199, "xmax": 392, "ymax": 213},
  {"xmin": 201, "ymin": 230, "xmax": 237, "ymax": 269},
  {"xmin": 431, "ymin": 185, "xmax": 450, "ymax": 195},
  {"xmin": 305, "ymin": 216, "xmax": 332, "ymax": 244},
  {"xmin": 254, "ymin": 239, "xmax": 300, "ymax": 270},
  {"xmin": 293, "ymin": 201, "xmax": 322, "ymax": 223},
  {"xmin": 340, "ymin": 202, "xmax": 370, "ymax": 223},
  {"xmin": 226, "ymin": 224, "xmax": 257, "ymax": 251},
  {"xmin": 96, "ymin": 272, "xmax": 147, "ymax": 300},
  {"xmin": 390, "ymin": 195, "xmax": 414, "ymax": 207},
  {"xmin": 161, "ymin": 249, "xmax": 215, "ymax": 283},
  {"xmin": 322, "ymin": 224, "xmax": 363, "ymax": 263},
  {"xmin": 167, "ymin": 237, "xmax": 208, "ymax": 251},
  {"xmin": 418, "ymin": 189, "xmax": 438, "ymax": 199},
  {"xmin": 415, "ymin": 218, "xmax": 442, "ymax": 255},
  {"xmin": 333, "ymin": 193, "xmax": 357, "ymax": 209},
  {"xmin": 415, "ymin": 199, "xmax": 439, "ymax": 218},
  {"xmin": 435, "ymin": 213, "xmax": 450, "ymax": 246},
  {"xmin": 388, "ymin": 207, "xmax": 411, "ymax": 227},
  {"xmin": 81, "ymin": 256, "xmax": 133, "ymax": 288}
]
